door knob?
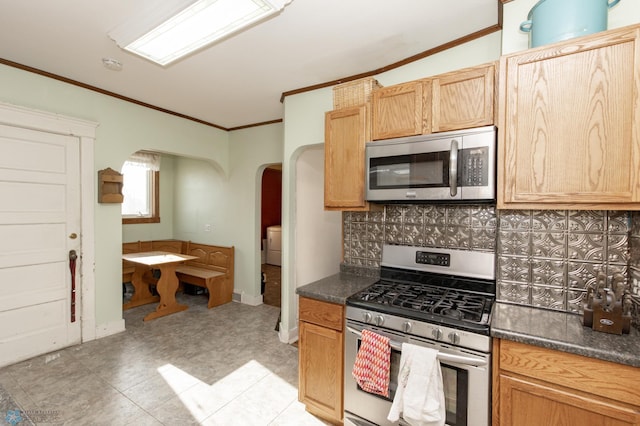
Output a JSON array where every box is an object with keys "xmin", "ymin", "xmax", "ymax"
[{"xmin": 69, "ymin": 233, "xmax": 78, "ymax": 239}]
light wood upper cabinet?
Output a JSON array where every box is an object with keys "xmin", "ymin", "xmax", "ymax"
[
  {"xmin": 498, "ymin": 24, "xmax": 640, "ymax": 210},
  {"xmin": 432, "ymin": 64, "xmax": 495, "ymax": 133},
  {"xmin": 493, "ymin": 339, "xmax": 640, "ymax": 426},
  {"xmin": 371, "ymin": 62, "xmax": 496, "ymax": 140},
  {"xmin": 372, "ymin": 81, "xmax": 424, "ymax": 140},
  {"xmin": 324, "ymin": 105, "xmax": 370, "ymax": 211}
]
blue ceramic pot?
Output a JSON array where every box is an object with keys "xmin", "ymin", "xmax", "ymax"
[{"xmin": 520, "ymin": 0, "xmax": 621, "ymax": 47}]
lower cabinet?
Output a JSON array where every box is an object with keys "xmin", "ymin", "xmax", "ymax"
[
  {"xmin": 298, "ymin": 296, "xmax": 344, "ymax": 424},
  {"xmin": 493, "ymin": 339, "xmax": 640, "ymax": 426}
]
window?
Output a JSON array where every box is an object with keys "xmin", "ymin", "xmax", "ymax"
[{"xmin": 122, "ymin": 151, "xmax": 160, "ymax": 224}]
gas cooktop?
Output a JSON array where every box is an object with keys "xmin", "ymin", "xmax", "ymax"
[
  {"xmin": 346, "ymin": 244, "xmax": 496, "ymax": 334},
  {"xmin": 347, "ymin": 276, "xmax": 495, "ymax": 331}
]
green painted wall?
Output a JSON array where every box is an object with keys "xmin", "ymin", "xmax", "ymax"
[
  {"xmin": 279, "ymin": 32, "xmax": 503, "ymax": 341},
  {"xmin": 167, "ymin": 124, "xmax": 284, "ymax": 304},
  {"xmin": 279, "ymin": 1, "xmax": 640, "ymax": 340},
  {"xmin": 0, "ymin": 63, "xmax": 229, "ymax": 331},
  {"xmin": 3, "ymin": 0, "xmax": 638, "ymax": 341}
]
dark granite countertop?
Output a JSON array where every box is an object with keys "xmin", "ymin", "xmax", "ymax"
[
  {"xmin": 491, "ymin": 302, "xmax": 640, "ymax": 368},
  {"xmin": 295, "ymin": 272, "xmax": 378, "ymax": 305},
  {"xmin": 297, "ymin": 273, "xmax": 640, "ymax": 367}
]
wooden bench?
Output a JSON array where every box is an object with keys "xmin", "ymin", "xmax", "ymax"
[
  {"xmin": 122, "ymin": 239, "xmax": 234, "ymax": 309},
  {"xmin": 151, "ymin": 239, "xmax": 184, "ymax": 254},
  {"xmin": 122, "ymin": 240, "xmax": 152, "ymax": 284},
  {"xmin": 176, "ymin": 241, "xmax": 235, "ymax": 308}
]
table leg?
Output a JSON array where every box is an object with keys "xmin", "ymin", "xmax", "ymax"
[
  {"xmin": 143, "ymin": 263, "xmax": 188, "ymax": 321},
  {"xmin": 123, "ymin": 265, "xmax": 159, "ymax": 310}
]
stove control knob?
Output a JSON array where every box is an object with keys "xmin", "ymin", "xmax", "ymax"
[
  {"xmin": 402, "ymin": 322, "xmax": 412, "ymax": 333},
  {"xmin": 432, "ymin": 328, "xmax": 443, "ymax": 340},
  {"xmin": 375, "ymin": 315, "xmax": 385, "ymax": 326},
  {"xmin": 363, "ymin": 312, "xmax": 373, "ymax": 323},
  {"xmin": 448, "ymin": 332, "xmax": 460, "ymax": 345}
]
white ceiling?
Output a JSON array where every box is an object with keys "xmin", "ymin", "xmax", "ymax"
[{"xmin": 0, "ymin": 0, "xmax": 499, "ymax": 130}]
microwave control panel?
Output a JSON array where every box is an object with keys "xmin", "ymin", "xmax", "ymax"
[{"xmin": 460, "ymin": 147, "xmax": 489, "ymax": 187}]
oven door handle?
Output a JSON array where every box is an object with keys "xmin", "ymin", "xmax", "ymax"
[
  {"xmin": 346, "ymin": 326, "xmax": 487, "ymax": 367},
  {"xmin": 436, "ymin": 352, "xmax": 487, "ymax": 367}
]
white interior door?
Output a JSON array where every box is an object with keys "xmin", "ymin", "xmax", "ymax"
[{"xmin": 0, "ymin": 123, "xmax": 82, "ymax": 367}]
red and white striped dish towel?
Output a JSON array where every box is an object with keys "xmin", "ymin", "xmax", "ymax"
[{"xmin": 351, "ymin": 329, "xmax": 391, "ymax": 397}]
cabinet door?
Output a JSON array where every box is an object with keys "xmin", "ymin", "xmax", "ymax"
[
  {"xmin": 372, "ymin": 81, "xmax": 424, "ymax": 139},
  {"xmin": 498, "ymin": 25, "xmax": 640, "ymax": 209},
  {"xmin": 432, "ymin": 63, "xmax": 495, "ymax": 133},
  {"xmin": 298, "ymin": 321, "xmax": 344, "ymax": 424},
  {"xmin": 324, "ymin": 106, "xmax": 369, "ymax": 211},
  {"xmin": 499, "ymin": 374, "xmax": 640, "ymax": 426}
]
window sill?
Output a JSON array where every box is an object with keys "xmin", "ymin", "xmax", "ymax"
[{"xmin": 123, "ymin": 216, "xmax": 160, "ymax": 224}]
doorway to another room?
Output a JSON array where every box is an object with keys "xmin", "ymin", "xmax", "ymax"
[{"xmin": 261, "ymin": 165, "xmax": 282, "ymax": 307}]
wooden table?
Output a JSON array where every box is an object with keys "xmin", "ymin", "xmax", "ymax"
[{"xmin": 122, "ymin": 251, "xmax": 198, "ymax": 321}]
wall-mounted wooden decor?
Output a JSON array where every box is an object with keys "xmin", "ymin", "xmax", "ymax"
[{"xmin": 98, "ymin": 167, "xmax": 124, "ymax": 203}]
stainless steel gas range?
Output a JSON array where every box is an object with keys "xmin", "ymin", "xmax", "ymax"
[{"xmin": 344, "ymin": 244, "xmax": 496, "ymax": 426}]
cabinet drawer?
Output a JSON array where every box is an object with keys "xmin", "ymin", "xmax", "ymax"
[
  {"xmin": 299, "ymin": 297, "xmax": 344, "ymax": 331},
  {"xmin": 498, "ymin": 340, "xmax": 640, "ymax": 407}
]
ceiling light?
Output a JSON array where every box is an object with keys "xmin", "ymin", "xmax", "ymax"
[{"xmin": 108, "ymin": 0, "xmax": 293, "ymax": 66}]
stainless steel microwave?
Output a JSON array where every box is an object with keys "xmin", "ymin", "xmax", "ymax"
[{"xmin": 365, "ymin": 126, "xmax": 496, "ymax": 203}]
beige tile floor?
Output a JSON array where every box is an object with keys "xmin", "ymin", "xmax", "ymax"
[{"xmin": 0, "ymin": 293, "xmax": 327, "ymax": 425}]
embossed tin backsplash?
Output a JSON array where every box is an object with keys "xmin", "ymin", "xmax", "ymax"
[
  {"xmin": 343, "ymin": 205, "xmax": 634, "ymax": 315},
  {"xmin": 630, "ymin": 212, "xmax": 640, "ymax": 329}
]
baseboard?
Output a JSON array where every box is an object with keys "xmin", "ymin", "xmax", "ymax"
[
  {"xmin": 279, "ymin": 325, "xmax": 298, "ymax": 344},
  {"xmin": 94, "ymin": 319, "xmax": 125, "ymax": 339},
  {"xmin": 239, "ymin": 292, "xmax": 263, "ymax": 306}
]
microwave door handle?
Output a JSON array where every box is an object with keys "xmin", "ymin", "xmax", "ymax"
[
  {"xmin": 346, "ymin": 326, "xmax": 487, "ymax": 367},
  {"xmin": 449, "ymin": 139, "xmax": 458, "ymax": 197}
]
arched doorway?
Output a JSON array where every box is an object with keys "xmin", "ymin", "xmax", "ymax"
[{"xmin": 260, "ymin": 164, "xmax": 282, "ymax": 307}]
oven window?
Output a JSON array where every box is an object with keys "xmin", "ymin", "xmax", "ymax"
[
  {"xmin": 355, "ymin": 341, "xmax": 469, "ymax": 426},
  {"xmin": 442, "ymin": 364, "xmax": 468, "ymax": 426}
]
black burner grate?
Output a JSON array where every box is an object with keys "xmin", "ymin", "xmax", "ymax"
[{"xmin": 348, "ymin": 278, "xmax": 493, "ymax": 326}]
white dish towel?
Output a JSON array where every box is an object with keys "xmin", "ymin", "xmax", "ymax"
[{"xmin": 387, "ymin": 343, "xmax": 445, "ymax": 426}]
